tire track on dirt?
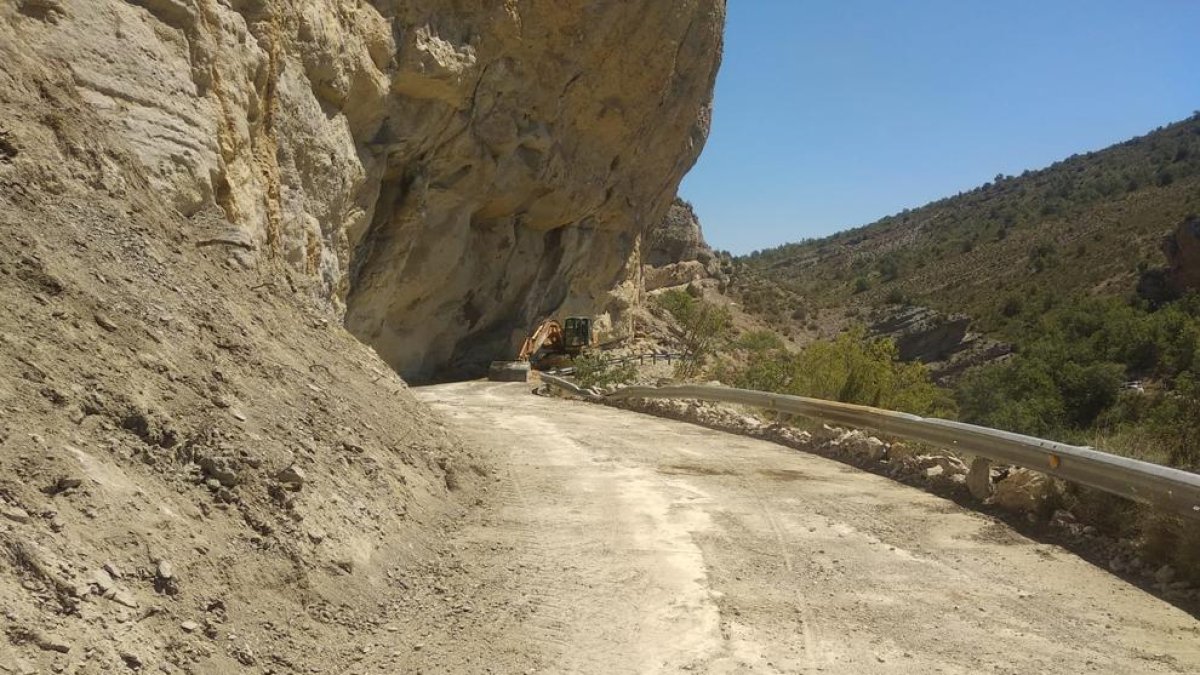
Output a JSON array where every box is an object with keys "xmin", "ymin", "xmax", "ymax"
[{"xmin": 415, "ymin": 382, "xmax": 1200, "ymax": 674}]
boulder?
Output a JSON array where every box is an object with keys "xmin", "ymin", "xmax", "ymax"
[
  {"xmin": 887, "ymin": 442, "xmax": 920, "ymax": 466},
  {"xmin": 916, "ymin": 454, "xmax": 967, "ymax": 476},
  {"xmin": 966, "ymin": 457, "xmax": 994, "ymax": 501},
  {"xmin": 643, "ymin": 260, "xmax": 710, "ymax": 292},
  {"xmin": 1154, "ymin": 565, "xmax": 1177, "ymax": 585},
  {"xmin": 1, "ymin": 505, "xmax": 30, "ymax": 523},
  {"xmin": 198, "ymin": 456, "xmax": 240, "ymax": 488},
  {"xmin": 843, "ymin": 434, "xmax": 886, "ymax": 462},
  {"xmin": 275, "ymin": 465, "xmax": 307, "ymax": 490},
  {"xmin": 993, "ymin": 468, "xmax": 1059, "ymax": 514},
  {"xmin": 644, "ymin": 199, "xmax": 716, "ymax": 269}
]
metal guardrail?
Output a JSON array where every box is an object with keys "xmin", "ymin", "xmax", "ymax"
[
  {"xmin": 540, "ymin": 379, "xmax": 1200, "ymax": 520},
  {"xmin": 546, "ymin": 352, "xmax": 684, "ymax": 377},
  {"xmin": 605, "ymin": 352, "xmax": 684, "ymax": 367}
]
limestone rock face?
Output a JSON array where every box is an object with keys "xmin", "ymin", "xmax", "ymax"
[
  {"xmin": 870, "ymin": 307, "xmax": 972, "ymax": 363},
  {"xmin": 642, "ymin": 198, "xmax": 724, "ymax": 292},
  {"xmin": 868, "ymin": 305, "xmax": 1011, "ymax": 383},
  {"xmin": 645, "ymin": 198, "xmax": 716, "ymax": 269},
  {"xmin": 2, "ymin": 1, "xmax": 725, "ymax": 380}
]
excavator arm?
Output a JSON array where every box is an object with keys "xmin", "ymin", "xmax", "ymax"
[
  {"xmin": 489, "ymin": 316, "xmax": 591, "ymax": 381},
  {"xmin": 518, "ymin": 319, "xmax": 564, "ymax": 361}
]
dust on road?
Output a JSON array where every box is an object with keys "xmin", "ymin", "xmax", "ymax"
[{"xmin": 415, "ymin": 381, "xmax": 1200, "ymax": 674}]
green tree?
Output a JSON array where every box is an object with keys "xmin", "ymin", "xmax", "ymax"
[
  {"xmin": 574, "ymin": 352, "xmax": 636, "ymax": 390},
  {"xmin": 726, "ymin": 325, "xmax": 953, "ymax": 416},
  {"xmin": 656, "ymin": 290, "xmax": 733, "ymax": 380}
]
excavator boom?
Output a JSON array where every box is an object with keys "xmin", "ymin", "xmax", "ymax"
[
  {"xmin": 489, "ymin": 315, "xmax": 593, "ymax": 381},
  {"xmin": 518, "ymin": 319, "xmax": 564, "ymax": 361}
]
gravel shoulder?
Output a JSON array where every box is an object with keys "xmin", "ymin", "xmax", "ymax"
[{"xmin": 416, "ymin": 381, "xmax": 1200, "ymax": 674}]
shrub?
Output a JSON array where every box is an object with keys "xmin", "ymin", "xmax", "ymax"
[
  {"xmin": 573, "ymin": 352, "xmax": 636, "ymax": 390},
  {"xmin": 956, "ymin": 358, "xmax": 1067, "ymax": 436},
  {"xmin": 727, "ymin": 325, "xmax": 953, "ymax": 416},
  {"xmin": 956, "ymin": 293, "xmax": 1200, "ymax": 456},
  {"xmin": 734, "ymin": 329, "xmax": 785, "ymax": 353},
  {"xmin": 1000, "ymin": 296, "xmax": 1023, "ymax": 318},
  {"xmin": 655, "ymin": 290, "xmax": 732, "ymax": 380},
  {"xmin": 878, "ymin": 256, "xmax": 900, "ymax": 282},
  {"xmin": 1028, "ymin": 242, "xmax": 1057, "ymax": 273}
]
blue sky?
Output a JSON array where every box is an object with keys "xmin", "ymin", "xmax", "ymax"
[{"xmin": 680, "ymin": 1, "xmax": 1200, "ymax": 254}]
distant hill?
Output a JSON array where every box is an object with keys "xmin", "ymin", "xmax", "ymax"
[{"xmin": 730, "ymin": 113, "xmax": 1200, "ymax": 343}]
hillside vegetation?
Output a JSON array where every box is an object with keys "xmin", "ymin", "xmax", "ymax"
[
  {"xmin": 732, "ymin": 114, "xmax": 1200, "ymax": 338},
  {"xmin": 727, "ymin": 114, "xmax": 1200, "ymax": 470}
]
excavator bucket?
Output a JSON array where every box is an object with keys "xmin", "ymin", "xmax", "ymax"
[{"xmin": 488, "ymin": 360, "xmax": 532, "ymax": 382}]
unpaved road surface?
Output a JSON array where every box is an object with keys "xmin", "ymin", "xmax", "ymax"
[{"xmin": 415, "ymin": 381, "xmax": 1200, "ymax": 674}]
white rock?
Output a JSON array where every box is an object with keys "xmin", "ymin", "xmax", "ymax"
[
  {"xmin": 1, "ymin": 506, "xmax": 30, "ymax": 523},
  {"xmin": 887, "ymin": 442, "xmax": 920, "ymax": 465},
  {"xmin": 993, "ymin": 468, "xmax": 1059, "ymax": 514},
  {"xmin": 91, "ymin": 568, "xmax": 115, "ymax": 593},
  {"xmin": 966, "ymin": 457, "xmax": 993, "ymax": 500}
]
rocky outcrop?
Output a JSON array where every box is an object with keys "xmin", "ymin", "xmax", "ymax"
[
  {"xmin": 1, "ymin": 1, "xmax": 725, "ymax": 381},
  {"xmin": 642, "ymin": 198, "xmax": 725, "ymax": 292},
  {"xmin": 1162, "ymin": 214, "xmax": 1200, "ymax": 295},
  {"xmin": 645, "ymin": 198, "xmax": 716, "ymax": 268},
  {"xmin": 869, "ymin": 305, "xmax": 1010, "ymax": 381},
  {"xmin": 870, "ymin": 306, "xmax": 972, "ymax": 362}
]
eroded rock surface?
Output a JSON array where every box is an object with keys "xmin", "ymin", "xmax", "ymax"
[
  {"xmin": 870, "ymin": 306, "xmax": 972, "ymax": 363},
  {"xmin": 645, "ymin": 198, "xmax": 716, "ymax": 269},
  {"xmin": 869, "ymin": 305, "xmax": 1011, "ymax": 382},
  {"xmin": 2, "ymin": 0, "xmax": 725, "ymax": 380},
  {"xmin": 643, "ymin": 197, "xmax": 726, "ymax": 292}
]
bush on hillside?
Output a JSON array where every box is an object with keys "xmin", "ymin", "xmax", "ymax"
[
  {"xmin": 655, "ymin": 290, "xmax": 732, "ymax": 380},
  {"xmin": 956, "ymin": 293, "xmax": 1200, "ymax": 464},
  {"xmin": 573, "ymin": 352, "xmax": 636, "ymax": 390},
  {"xmin": 725, "ymin": 325, "xmax": 953, "ymax": 416},
  {"xmin": 733, "ymin": 329, "xmax": 786, "ymax": 352}
]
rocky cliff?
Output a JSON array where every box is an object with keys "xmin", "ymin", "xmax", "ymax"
[
  {"xmin": 3, "ymin": 0, "xmax": 725, "ymax": 380},
  {"xmin": 868, "ymin": 306, "xmax": 1011, "ymax": 383},
  {"xmin": 645, "ymin": 198, "xmax": 717, "ymax": 269},
  {"xmin": 0, "ymin": 2, "xmax": 725, "ymax": 669},
  {"xmin": 1163, "ymin": 214, "xmax": 1200, "ymax": 295},
  {"xmin": 642, "ymin": 197, "xmax": 725, "ymax": 292}
]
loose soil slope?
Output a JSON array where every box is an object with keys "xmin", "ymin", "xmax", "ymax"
[{"xmin": 0, "ymin": 17, "xmax": 487, "ymax": 674}]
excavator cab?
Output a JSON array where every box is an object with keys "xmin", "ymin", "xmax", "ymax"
[
  {"xmin": 489, "ymin": 315, "xmax": 594, "ymax": 381},
  {"xmin": 562, "ymin": 316, "xmax": 592, "ymax": 354}
]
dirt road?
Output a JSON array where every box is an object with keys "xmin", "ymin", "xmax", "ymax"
[{"xmin": 414, "ymin": 381, "xmax": 1200, "ymax": 674}]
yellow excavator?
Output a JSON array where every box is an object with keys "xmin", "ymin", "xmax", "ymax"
[{"xmin": 488, "ymin": 316, "xmax": 593, "ymax": 381}]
